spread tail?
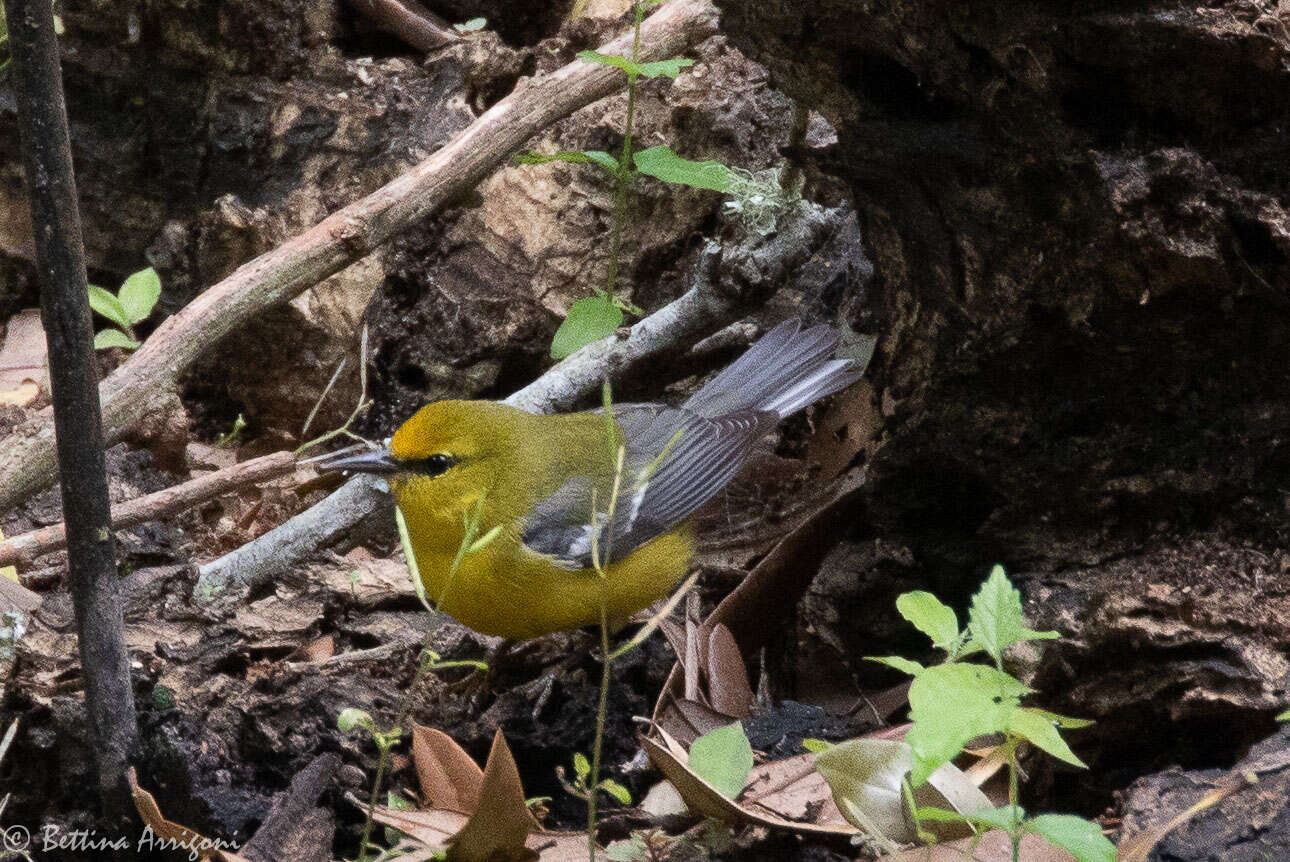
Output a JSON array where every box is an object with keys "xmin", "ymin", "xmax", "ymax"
[{"xmin": 682, "ymin": 319, "xmax": 863, "ymax": 419}]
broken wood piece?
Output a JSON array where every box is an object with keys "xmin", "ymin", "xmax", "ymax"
[
  {"xmin": 0, "ymin": 451, "xmax": 296, "ymax": 569},
  {"xmin": 0, "ymin": 0, "xmax": 719, "ymax": 516},
  {"xmin": 241, "ymin": 754, "xmax": 339, "ymax": 862},
  {"xmin": 346, "ymin": 0, "xmax": 460, "ymax": 52}
]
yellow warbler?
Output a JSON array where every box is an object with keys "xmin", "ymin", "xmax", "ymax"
[{"xmin": 322, "ymin": 319, "xmax": 861, "ymax": 640}]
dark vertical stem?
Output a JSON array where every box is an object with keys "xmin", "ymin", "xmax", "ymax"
[{"xmin": 4, "ymin": 0, "xmax": 138, "ymax": 811}]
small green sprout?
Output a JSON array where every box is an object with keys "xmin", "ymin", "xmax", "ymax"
[{"xmin": 89, "ymin": 267, "xmax": 162, "ymax": 351}]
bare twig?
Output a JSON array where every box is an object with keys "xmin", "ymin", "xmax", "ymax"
[
  {"xmin": 345, "ymin": 0, "xmax": 460, "ymax": 53},
  {"xmin": 0, "ymin": 0, "xmax": 719, "ymax": 515},
  {"xmin": 4, "ymin": 0, "xmax": 136, "ymax": 812},
  {"xmin": 0, "ymin": 451, "xmax": 297, "ymax": 568}
]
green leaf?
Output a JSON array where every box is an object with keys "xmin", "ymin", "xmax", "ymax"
[
  {"xmin": 573, "ymin": 752, "xmax": 591, "ymax": 780},
  {"xmin": 801, "ymin": 738, "xmax": 831, "ymax": 753},
  {"xmin": 896, "ymin": 591, "xmax": 960, "ymax": 647},
  {"xmin": 1025, "ymin": 814, "xmax": 1117, "ymax": 862},
  {"xmin": 865, "ymin": 655, "xmax": 926, "ymax": 677},
  {"xmin": 967, "ymin": 564, "xmax": 1027, "ymax": 664},
  {"xmin": 1278, "ymin": 708, "xmax": 1290, "ymax": 722},
  {"xmin": 118, "ymin": 267, "xmax": 161, "ymax": 324},
  {"xmin": 633, "ymin": 146, "xmax": 732, "ymax": 192},
  {"xmin": 1029, "ymin": 708, "xmax": 1095, "ymax": 730},
  {"xmin": 337, "ymin": 707, "xmax": 375, "ymax": 733},
  {"xmin": 94, "ymin": 329, "xmax": 141, "ymax": 351},
  {"xmin": 88, "ymin": 285, "xmax": 131, "ymax": 330},
  {"xmin": 634, "ymin": 57, "xmax": 695, "ymax": 78},
  {"xmin": 513, "ymin": 149, "xmax": 619, "ymax": 173},
  {"xmin": 599, "ymin": 779, "xmax": 632, "ymax": 805},
  {"xmin": 454, "ymin": 16, "xmax": 486, "ymax": 32},
  {"xmin": 905, "ymin": 663, "xmax": 1030, "ymax": 785},
  {"xmin": 1008, "ymin": 707, "xmax": 1087, "ymax": 769},
  {"xmin": 916, "ymin": 804, "xmax": 1023, "ymax": 830},
  {"xmin": 577, "ymin": 50, "xmax": 694, "ymax": 79},
  {"xmin": 688, "ymin": 723, "xmax": 753, "ymax": 800},
  {"xmin": 550, "ymin": 295, "xmax": 623, "ymax": 359}
]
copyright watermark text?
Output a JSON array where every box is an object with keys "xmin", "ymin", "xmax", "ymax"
[{"xmin": 2, "ymin": 823, "xmax": 241, "ymax": 859}]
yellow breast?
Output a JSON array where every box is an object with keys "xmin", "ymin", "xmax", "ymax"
[{"xmin": 405, "ymin": 518, "xmax": 692, "ymax": 641}]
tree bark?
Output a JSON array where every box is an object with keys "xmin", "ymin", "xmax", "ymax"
[
  {"xmin": 0, "ymin": 0, "xmax": 718, "ymax": 515},
  {"xmin": 3, "ymin": 0, "xmax": 137, "ymax": 812}
]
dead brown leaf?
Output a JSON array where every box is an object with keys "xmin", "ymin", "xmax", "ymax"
[
  {"xmin": 445, "ymin": 729, "xmax": 538, "ymax": 862},
  {"xmin": 640, "ymin": 729, "xmax": 857, "ymax": 839},
  {"xmin": 880, "ymin": 830, "xmax": 1078, "ymax": 861},
  {"xmin": 129, "ymin": 767, "xmax": 252, "ymax": 861},
  {"xmin": 287, "ymin": 635, "xmax": 336, "ymax": 663},
  {"xmin": 805, "ymin": 380, "xmax": 879, "ymax": 479},
  {"xmin": 376, "ymin": 726, "xmax": 599, "ymax": 861},
  {"xmin": 0, "ymin": 308, "xmax": 48, "ymax": 405},
  {"xmin": 706, "ymin": 623, "xmax": 753, "ymax": 717},
  {"xmin": 654, "ymin": 476, "xmax": 866, "ymax": 742},
  {"xmin": 413, "ymin": 725, "xmax": 487, "ymax": 813}
]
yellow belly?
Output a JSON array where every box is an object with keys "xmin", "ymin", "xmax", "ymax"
[{"xmin": 414, "ymin": 526, "xmax": 693, "ymax": 640}]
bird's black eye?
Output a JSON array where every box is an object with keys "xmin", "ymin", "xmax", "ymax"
[{"xmin": 405, "ymin": 453, "xmax": 456, "ymax": 477}]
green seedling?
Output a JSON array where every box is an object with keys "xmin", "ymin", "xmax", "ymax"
[
  {"xmin": 514, "ymin": 0, "xmax": 747, "ymax": 359},
  {"xmin": 89, "ymin": 267, "xmax": 162, "ymax": 350},
  {"xmin": 854, "ymin": 566, "xmax": 1114, "ymax": 862}
]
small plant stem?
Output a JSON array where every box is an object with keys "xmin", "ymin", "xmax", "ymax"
[
  {"xmin": 356, "ymin": 744, "xmax": 389, "ymax": 862},
  {"xmin": 604, "ymin": 3, "xmax": 644, "ymax": 298},
  {"xmin": 587, "ymin": 600, "xmax": 611, "ymax": 861},
  {"xmin": 1007, "ymin": 739, "xmax": 1021, "ymax": 862},
  {"xmin": 356, "ymin": 633, "xmax": 436, "ymax": 862}
]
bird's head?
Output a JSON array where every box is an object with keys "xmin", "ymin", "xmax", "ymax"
[{"xmin": 316, "ymin": 400, "xmax": 518, "ymax": 515}]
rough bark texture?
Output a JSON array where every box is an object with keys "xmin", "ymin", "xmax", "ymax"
[
  {"xmin": 715, "ymin": 0, "xmax": 1290, "ymax": 822},
  {"xmin": 4, "ymin": 0, "xmax": 138, "ymax": 811}
]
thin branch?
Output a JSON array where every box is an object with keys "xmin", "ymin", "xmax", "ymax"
[
  {"xmin": 345, "ymin": 0, "xmax": 461, "ymax": 53},
  {"xmin": 0, "ymin": 451, "xmax": 297, "ymax": 568},
  {"xmin": 4, "ymin": 0, "xmax": 136, "ymax": 812},
  {"xmin": 0, "ymin": 0, "xmax": 719, "ymax": 516}
]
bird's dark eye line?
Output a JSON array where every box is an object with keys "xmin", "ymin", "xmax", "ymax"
[{"xmin": 403, "ymin": 453, "xmax": 457, "ymax": 477}]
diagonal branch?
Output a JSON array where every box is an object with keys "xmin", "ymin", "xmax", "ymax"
[{"xmin": 0, "ymin": 0, "xmax": 718, "ymax": 515}]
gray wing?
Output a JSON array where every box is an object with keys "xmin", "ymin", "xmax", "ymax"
[{"xmin": 521, "ymin": 404, "xmax": 778, "ymax": 569}]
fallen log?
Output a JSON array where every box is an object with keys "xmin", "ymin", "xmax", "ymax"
[{"xmin": 0, "ymin": 0, "xmax": 718, "ymax": 515}]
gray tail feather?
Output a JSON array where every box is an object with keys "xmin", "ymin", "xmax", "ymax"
[{"xmin": 683, "ymin": 319, "xmax": 863, "ymax": 419}]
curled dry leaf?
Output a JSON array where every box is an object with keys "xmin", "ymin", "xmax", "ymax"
[
  {"xmin": 640, "ymin": 726, "xmax": 857, "ymax": 838},
  {"xmin": 706, "ymin": 623, "xmax": 754, "ymax": 717},
  {"xmin": 814, "ymin": 738, "xmax": 991, "ymax": 844},
  {"xmin": 654, "ymin": 477, "xmax": 866, "ymax": 742},
  {"xmin": 450, "ymin": 729, "xmax": 539, "ymax": 862},
  {"xmin": 128, "ymin": 767, "xmax": 252, "ymax": 862}
]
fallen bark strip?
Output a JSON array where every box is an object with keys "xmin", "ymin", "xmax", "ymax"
[
  {"xmin": 0, "ymin": 451, "xmax": 296, "ymax": 568},
  {"xmin": 0, "ymin": 0, "xmax": 718, "ymax": 516},
  {"xmin": 195, "ymin": 199, "xmax": 838, "ymax": 594}
]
